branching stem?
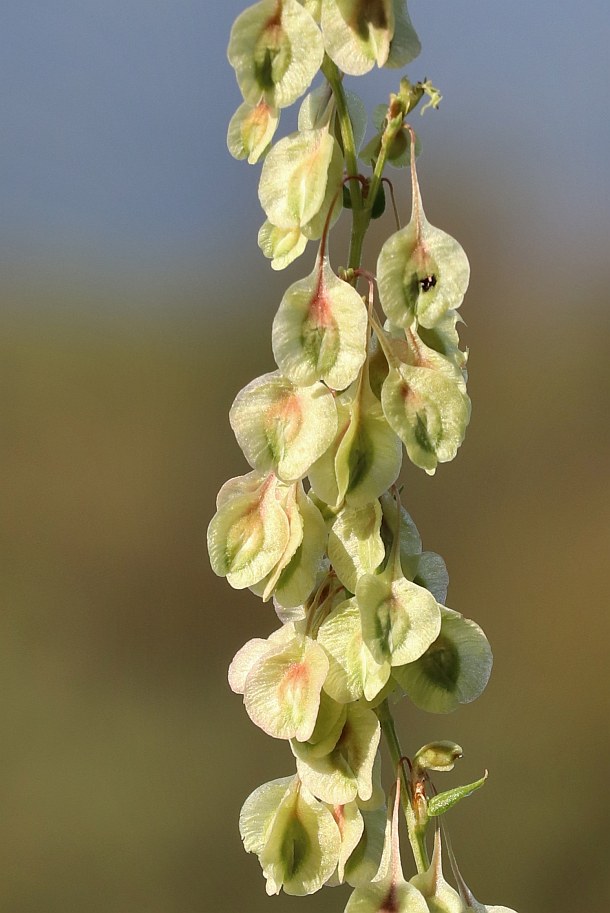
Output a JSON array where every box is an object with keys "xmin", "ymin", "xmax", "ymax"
[{"xmin": 376, "ymin": 699, "xmax": 431, "ymax": 874}]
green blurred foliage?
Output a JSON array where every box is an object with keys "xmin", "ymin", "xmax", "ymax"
[{"xmin": 1, "ymin": 210, "xmax": 609, "ymax": 912}]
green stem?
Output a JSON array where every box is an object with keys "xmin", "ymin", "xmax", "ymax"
[
  {"xmin": 376, "ymin": 699, "xmax": 430, "ymax": 874},
  {"xmin": 321, "ymin": 55, "xmax": 369, "ymax": 273}
]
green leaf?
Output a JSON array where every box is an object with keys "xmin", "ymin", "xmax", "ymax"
[
  {"xmin": 427, "ymin": 771, "xmax": 488, "ymax": 817},
  {"xmin": 230, "ymin": 371, "xmax": 338, "ymax": 482},
  {"xmin": 228, "ymin": 0, "xmax": 324, "ymax": 109},
  {"xmin": 272, "ymin": 256, "xmax": 368, "ymax": 390}
]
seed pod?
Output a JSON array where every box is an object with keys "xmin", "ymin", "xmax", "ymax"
[
  {"xmin": 393, "ymin": 606, "xmax": 493, "ymax": 713},
  {"xmin": 230, "ymin": 370, "xmax": 338, "ymax": 482},
  {"xmin": 272, "ymin": 255, "xmax": 368, "ymax": 390},
  {"xmin": 240, "ymin": 775, "xmax": 342, "ymax": 895},
  {"xmin": 227, "ymin": 99, "xmax": 280, "ymax": 163},
  {"xmin": 228, "ymin": 0, "xmax": 324, "ymax": 109}
]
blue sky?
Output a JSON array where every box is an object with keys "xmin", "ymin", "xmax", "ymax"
[{"xmin": 1, "ymin": 1, "xmax": 609, "ymax": 287}]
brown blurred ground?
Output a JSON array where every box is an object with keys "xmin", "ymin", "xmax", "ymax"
[{"xmin": 1, "ymin": 200, "xmax": 609, "ymax": 913}]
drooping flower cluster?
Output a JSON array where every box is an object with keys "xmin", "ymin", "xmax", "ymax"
[{"xmin": 208, "ymin": 2, "xmax": 520, "ymax": 910}]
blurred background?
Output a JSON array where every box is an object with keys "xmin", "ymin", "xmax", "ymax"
[{"xmin": 1, "ymin": 1, "xmax": 609, "ymax": 911}]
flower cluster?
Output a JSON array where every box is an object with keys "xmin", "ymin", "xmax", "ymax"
[{"xmin": 208, "ymin": 1, "xmax": 519, "ymax": 910}]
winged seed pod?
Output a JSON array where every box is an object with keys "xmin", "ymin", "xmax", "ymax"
[
  {"xmin": 215, "ymin": 3, "xmax": 519, "ymax": 909},
  {"xmin": 228, "ymin": 0, "xmax": 324, "ymax": 109}
]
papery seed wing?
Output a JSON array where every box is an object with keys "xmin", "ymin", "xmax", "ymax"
[
  {"xmin": 328, "ymin": 501, "xmax": 385, "ymax": 593},
  {"xmin": 244, "ymin": 633, "xmax": 329, "ymax": 740},
  {"xmin": 321, "ymin": 0, "xmax": 395, "ymax": 75},
  {"xmin": 230, "ymin": 371, "xmax": 338, "ymax": 482},
  {"xmin": 259, "ymin": 129, "xmax": 335, "ymax": 229},
  {"xmin": 272, "ymin": 258, "xmax": 368, "ymax": 389},
  {"xmin": 228, "ymin": 0, "xmax": 324, "ymax": 109},
  {"xmin": 393, "ymin": 607, "xmax": 493, "ymax": 713},
  {"xmin": 227, "ymin": 100, "xmax": 279, "ymax": 164}
]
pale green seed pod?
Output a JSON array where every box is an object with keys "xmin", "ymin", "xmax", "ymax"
[
  {"xmin": 292, "ymin": 702, "xmax": 381, "ymax": 804},
  {"xmin": 318, "ymin": 596, "xmax": 391, "ymax": 703},
  {"xmin": 344, "ymin": 776, "xmax": 429, "ymax": 912},
  {"xmin": 228, "ymin": 0, "xmax": 324, "ymax": 109},
  {"xmin": 259, "ymin": 129, "xmax": 338, "ymax": 229},
  {"xmin": 207, "ymin": 470, "xmax": 291, "ymax": 589},
  {"xmin": 410, "ymin": 829, "xmax": 466, "ymax": 913},
  {"xmin": 230, "ymin": 370, "xmax": 338, "ymax": 482},
  {"xmin": 239, "ymin": 775, "xmax": 342, "ymax": 895},
  {"xmin": 242, "ymin": 628, "xmax": 329, "ymax": 740},
  {"xmin": 272, "ymin": 255, "xmax": 368, "ymax": 390},
  {"xmin": 393, "ymin": 607, "xmax": 493, "ymax": 713},
  {"xmin": 325, "ymin": 800, "xmax": 365, "ymax": 884},
  {"xmin": 381, "ymin": 356, "xmax": 471, "ymax": 475},
  {"xmin": 377, "ymin": 157, "xmax": 470, "ymax": 329},
  {"xmin": 328, "ymin": 500, "xmax": 386, "ymax": 593},
  {"xmin": 227, "ymin": 99, "xmax": 280, "ymax": 163},
  {"xmin": 308, "ymin": 365, "xmax": 402, "ymax": 509}
]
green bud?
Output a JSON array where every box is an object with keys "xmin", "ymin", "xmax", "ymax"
[{"xmin": 413, "ymin": 741, "xmax": 463, "ymax": 773}]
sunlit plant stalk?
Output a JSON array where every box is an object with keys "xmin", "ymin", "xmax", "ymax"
[{"xmin": 209, "ymin": 2, "xmax": 518, "ymax": 910}]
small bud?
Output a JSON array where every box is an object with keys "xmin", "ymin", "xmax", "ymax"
[{"xmin": 413, "ymin": 741, "xmax": 463, "ymax": 773}]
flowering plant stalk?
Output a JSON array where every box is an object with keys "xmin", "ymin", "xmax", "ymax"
[{"xmin": 208, "ymin": 2, "xmax": 518, "ymax": 910}]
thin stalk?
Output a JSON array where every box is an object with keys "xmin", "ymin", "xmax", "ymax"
[
  {"xmin": 376, "ymin": 699, "xmax": 430, "ymax": 874},
  {"xmin": 321, "ymin": 55, "xmax": 370, "ymax": 273}
]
